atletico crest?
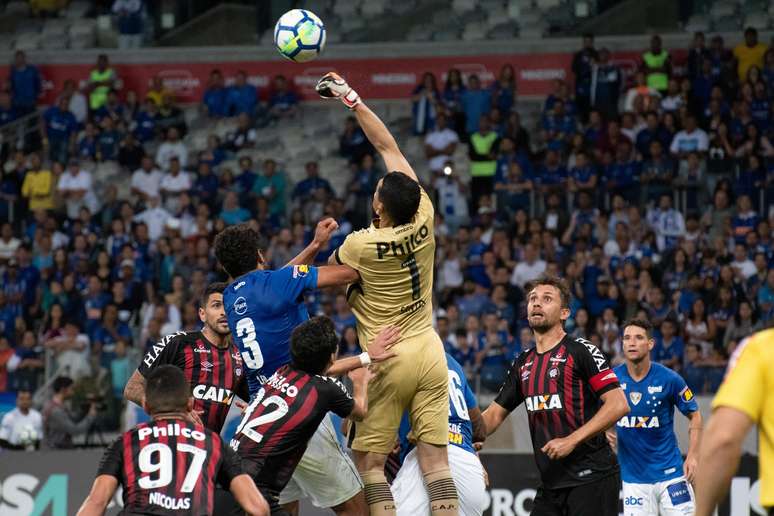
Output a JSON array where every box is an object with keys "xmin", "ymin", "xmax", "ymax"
[{"xmin": 629, "ymin": 392, "xmax": 642, "ymax": 406}]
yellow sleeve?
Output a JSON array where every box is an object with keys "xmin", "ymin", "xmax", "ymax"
[
  {"xmin": 335, "ymin": 231, "xmax": 364, "ymax": 270},
  {"xmin": 415, "ymin": 187, "xmax": 434, "ymax": 225},
  {"xmin": 712, "ymin": 335, "xmax": 765, "ymax": 423}
]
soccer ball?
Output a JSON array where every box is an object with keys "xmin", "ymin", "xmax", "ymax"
[{"xmin": 274, "ymin": 9, "xmax": 326, "ymax": 63}]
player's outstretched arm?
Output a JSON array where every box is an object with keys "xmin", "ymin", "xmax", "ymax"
[
  {"xmin": 316, "ymin": 72, "xmax": 418, "ymax": 182},
  {"xmin": 316, "ymin": 264, "xmax": 361, "ymax": 287},
  {"xmin": 76, "ymin": 475, "xmax": 118, "ymax": 516},
  {"xmin": 542, "ymin": 388, "xmax": 629, "ymax": 460},
  {"xmin": 123, "ymin": 371, "xmax": 145, "ymax": 406},
  {"xmin": 287, "ymin": 217, "xmax": 339, "ymax": 267},
  {"xmin": 481, "ymin": 402, "xmax": 510, "ymax": 437},
  {"xmin": 326, "ymin": 326, "xmax": 401, "ymax": 376},
  {"xmin": 230, "ymin": 474, "xmax": 271, "ymax": 516},
  {"xmin": 694, "ymin": 407, "xmax": 752, "ymax": 516},
  {"xmin": 347, "ymin": 365, "xmax": 376, "ymax": 421}
]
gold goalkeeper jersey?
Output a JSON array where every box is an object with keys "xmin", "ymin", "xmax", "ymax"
[{"xmin": 335, "ymin": 187, "xmax": 435, "ymax": 348}]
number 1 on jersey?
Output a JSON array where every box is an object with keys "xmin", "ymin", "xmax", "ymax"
[{"xmin": 401, "ymin": 253, "xmax": 421, "ymax": 301}]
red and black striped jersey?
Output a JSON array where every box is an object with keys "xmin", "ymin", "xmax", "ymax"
[
  {"xmin": 97, "ymin": 417, "xmax": 243, "ymax": 515},
  {"xmin": 230, "ymin": 365, "xmax": 354, "ymax": 493},
  {"xmin": 495, "ymin": 335, "xmax": 621, "ymax": 489},
  {"xmin": 138, "ymin": 331, "xmax": 248, "ymax": 433}
]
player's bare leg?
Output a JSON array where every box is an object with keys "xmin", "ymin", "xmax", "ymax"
[
  {"xmin": 330, "ymin": 491, "xmax": 368, "ymax": 515},
  {"xmin": 354, "ymin": 450, "xmax": 396, "ymax": 516},
  {"xmin": 415, "ymin": 441, "xmax": 459, "ymax": 516}
]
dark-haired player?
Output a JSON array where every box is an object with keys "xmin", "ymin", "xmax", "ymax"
[
  {"xmin": 316, "ymin": 71, "xmax": 458, "ymax": 516},
  {"xmin": 77, "ymin": 365, "xmax": 269, "ymax": 516},
  {"xmin": 124, "ymin": 282, "xmax": 248, "ymax": 433},
  {"xmin": 481, "ymin": 276, "xmax": 630, "ymax": 516},
  {"xmin": 608, "ymin": 319, "xmax": 701, "ymax": 515},
  {"xmin": 214, "ymin": 221, "xmax": 397, "ymax": 515},
  {"xmin": 231, "ymin": 316, "xmax": 391, "ymax": 515}
]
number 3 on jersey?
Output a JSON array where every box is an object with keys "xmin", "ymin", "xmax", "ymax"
[{"xmin": 236, "ymin": 317, "xmax": 264, "ymax": 369}]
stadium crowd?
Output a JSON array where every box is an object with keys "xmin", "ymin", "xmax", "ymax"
[{"xmin": 0, "ymin": 28, "xmax": 773, "ymax": 441}]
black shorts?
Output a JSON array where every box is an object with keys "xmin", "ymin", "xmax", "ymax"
[{"xmin": 532, "ymin": 473, "xmax": 620, "ymax": 516}]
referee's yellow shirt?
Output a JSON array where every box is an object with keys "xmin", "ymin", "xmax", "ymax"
[{"xmin": 713, "ymin": 328, "xmax": 774, "ymax": 507}]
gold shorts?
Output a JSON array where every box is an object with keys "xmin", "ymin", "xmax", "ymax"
[{"xmin": 351, "ymin": 330, "xmax": 449, "ymax": 454}]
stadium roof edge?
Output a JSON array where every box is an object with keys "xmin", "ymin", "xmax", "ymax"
[{"xmin": 3, "ymin": 30, "xmax": 771, "ymax": 65}]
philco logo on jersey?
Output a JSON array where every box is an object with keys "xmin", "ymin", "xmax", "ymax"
[
  {"xmin": 647, "ymin": 385, "xmax": 663, "ymax": 394},
  {"xmin": 525, "ymin": 394, "xmax": 563, "ymax": 412},
  {"xmin": 579, "ymin": 339, "xmax": 608, "ymax": 371},
  {"xmin": 293, "ymin": 265, "xmax": 309, "ymax": 278},
  {"xmin": 142, "ymin": 331, "xmax": 187, "ymax": 368},
  {"xmin": 617, "ymin": 416, "xmax": 661, "ymax": 428},
  {"xmin": 234, "ymin": 296, "xmax": 248, "ymax": 316},
  {"xmin": 680, "ymin": 386, "xmax": 694, "ymax": 402},
  {"xmin": 138, "ymin": 422, "xmax": 206, "ymax": 441},
  {"xmin": 375, "ymin": 224, "xmax": 429, "ymax": 259},
  {"xmin": 266, "ymin": 372, "xmax": 299, "ymax": 397},
  {"xmin": 194, "ymin": 385, "xmax": 234, "ymax": 404}
]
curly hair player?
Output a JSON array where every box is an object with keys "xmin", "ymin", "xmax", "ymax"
[
  {"xmin": 231, "ymin": 317, "xmax": 396, "ymax": 515},
  {"xmin": 213, "ymin": 219, "xmax": 398, "ymax": 516},
  {"xmin": 316, "ymin": 72, "xmax": 458, "ymax": 516}
]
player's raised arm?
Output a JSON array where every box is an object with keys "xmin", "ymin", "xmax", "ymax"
[
  {"xmin": 316, "ymin": 72, "xmax": 418, "ymax": 182},
  {"xmin": 123, "ymin": 370, "xmax": 145, "ymax": 406}
]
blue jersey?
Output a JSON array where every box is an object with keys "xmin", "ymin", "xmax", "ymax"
[
  {"xmin": 223, "ymin": 264, "xmax": 318, "ymax": 396},
  {"xmin": 397, "ymin": 354, "xmax": 477, "ymax": 463},
  {"xmin": 614, "ymin": 362, "xmax": 698, "ymax": 484}
]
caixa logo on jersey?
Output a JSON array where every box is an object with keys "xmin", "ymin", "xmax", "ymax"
[
  {"xmin": 193, "ymin": 385, "xmax": 234, "ymax": 404},
  {"xmin": 233, "ymin": 296, "xmax": 248, "ymax": 316},
  {"xmin": 524, "ymin": 394, "xmax": 562, "ymax": 412}
]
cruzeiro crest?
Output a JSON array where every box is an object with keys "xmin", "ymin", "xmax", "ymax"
[{"xmin": 629, "ymin": 392, "xmax": 642, "ymax": 406}]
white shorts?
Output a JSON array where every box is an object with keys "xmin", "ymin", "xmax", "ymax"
[
  {"xmin": 279, "ymin": 414, "xmax": 363, "ymax": 507},
  {"xmin": 622, "ymin": 476, "xmax": 695, "ymax": 516},
  {"xmin": 392, "ymin": 445, "xmax": 487, "ymax": 516}
]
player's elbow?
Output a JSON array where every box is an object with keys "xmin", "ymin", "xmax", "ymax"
[
  {"xmin": 609, "ymin": 390, "xmax": 630, "ymax": 419},
  {"xmin": 245, "ymin": 496, "xmax": 270, "ymax": 516},
  {"xmin": 349, "ymin": 402, "xmax": 367, "ymax": 422}
]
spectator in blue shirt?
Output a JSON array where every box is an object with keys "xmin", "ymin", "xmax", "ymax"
[
  {"xmin": 92, "ymin": 303, "xmax": 132, "ymax": 368},
  {"xmin": 226, "ymin": 70, "xmax": 258, "ymax": 117},
  {"xmin": 541, "ymin": 98, "xmax": 577, "ymax": 152},
  {"xmin": 77, "ymin": 122, "xmax": 99, "ymax": 161},
  {"xmin": 591, "ymin": 48, "xmax": 622, "ymax": 119},
  {"xmin": 732, "ymin": 194, "xmax": 759, "ymax": 244},
  {"xmin": 460, "ymin": 74, "xmax": 492, "ymax": 134},
  {"xmin": 491, "ymin": 64, "xmax": 517, "ymax": 114},
  {"xmin": 653, "ymin": 318, "xmax": 684, "ymax": 371},
  {"xmin": 536, "ymin": 149, "xmax": 568, "ymax": 198},
  {"xmin": 192, "ymin": 162, "xmax": 219, "ymax": 210},
  {"xmin": 93, "ymin": 90, "xmax": 124, "ymax": 125},
  {"xmin": 133, "ymin": 98, "xmax": 158, "ymax": 143},
  {"xmin": 202, "ymin": 69, "xmax": 228, "ymax": 118},
  {"xmin": 636, "ymin": 111, "xmax": 671, "ymax": 158},
  {"xmin": 735, "ymin": 154, "xmax": 766, "ymax": 200},
  {"xmin": 607, "ymin": 141, "xmax": 642, "ymax": 203},
  {"xmin": 568, "ymin": 149, "xmax": 597, "ymax": 194},
  {"xmin": 442, "ymin": 68, "xmax": 467, "ymax": 138},
  {"xmin": 41, "ymin": 97, "xmax": 78, "ymax": 164},
  {"xmin": 292, "ymin": 161, "xmax": 334, "ymax": 207},
  {"xmin": 9, "ymin": 51, "xmax": 41, "ymax": 114},
  {"xmin": 494, "ymin": 161, "xmax": 532, "ymax": 220},
  {"xmin": 268, "ymin": 74, "xmax": 299, "ymax": 120},
  {"xmin": 411, "ymin": 72, "xmax": 439, "ymax": 135},
  {"xmin": 218, "ymin": 191, "xmax": 251, "ymax": 226},
  {"xmin": 0, "ymin": 91, "xmax": 17, "ymax": 126},
  {"xmin": 97, "ymin": 117, "xmax": 121, "ymax": 161},
  {"xmin": 234, "ymin": 156, "xmax": 258, "ymax": 200}
]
